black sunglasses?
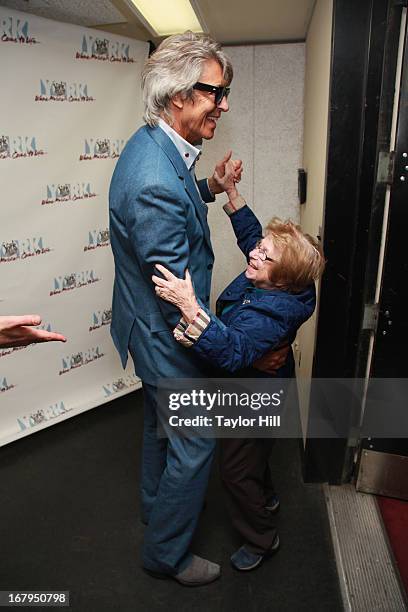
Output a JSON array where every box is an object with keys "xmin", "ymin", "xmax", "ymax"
[{"xmin": 192, "ymin": 81, "xmax": 230, "ymax": 105}]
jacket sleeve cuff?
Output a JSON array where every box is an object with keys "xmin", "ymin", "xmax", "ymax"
[
  {"xmin": 206, "ymin": 179, "xmax": 214, "ymax": 198},
  {"xmin": 173, "ymin": 308, "xmax": 211, "ymax": 347},
  {"xmin": 197, "ymin": 178, "xmax": 216, "ymax": 203},
  {"xmin": 223, "ymin": 195, "xmax": 247, "ymax": 217}
]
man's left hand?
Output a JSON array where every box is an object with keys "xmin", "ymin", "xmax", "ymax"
[{"xmin": 253, "ymin": 344, "xmax": 290, "ymax": 375}]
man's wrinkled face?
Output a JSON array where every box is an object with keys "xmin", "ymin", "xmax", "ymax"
[{"xmin": 179, "ymin": 59, "xmax": 229, "ymax": 144}]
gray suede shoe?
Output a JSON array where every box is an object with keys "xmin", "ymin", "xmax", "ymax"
[{"xmin": 175, "ymin": 555, "xmax": 221, "ymax": 586}]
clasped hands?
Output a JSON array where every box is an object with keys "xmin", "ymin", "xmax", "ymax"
[{"xmin": 208, "ymin": 150, "xmax": 242, "ymax": 196}]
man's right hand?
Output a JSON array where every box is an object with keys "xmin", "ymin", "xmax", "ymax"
[{"xmin": 253, "ymin": 344, "xmax": 290, "ymax": 375}]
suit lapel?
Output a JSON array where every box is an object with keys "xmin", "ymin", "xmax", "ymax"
[{"xmin": 146, "ymin": 126, "xmax": 212, "ymax": 251}]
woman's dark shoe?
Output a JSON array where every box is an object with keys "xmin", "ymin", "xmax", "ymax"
[{"xmin": 230, "ymin": 535, "xmax": 280, "ymax": 571}]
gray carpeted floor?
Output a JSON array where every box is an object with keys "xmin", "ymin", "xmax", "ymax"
[{"xmin": 0, "ymin": 390, "xmax": 343, "ymax": 611}]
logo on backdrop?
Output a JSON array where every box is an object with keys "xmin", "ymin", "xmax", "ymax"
[
  {"xmin": 79, "ymin": 138, "xmax": 125, "ymax": 160},
  {"xmin": 50, "ymin": 269, "xmax": 101, "ymax": 296},
  {"xmin": 75, "ymin": 34, "xmax": 135, "ymax": 63},
  {"xmin": 1, "ymin": 15, "xmax": 39, "ymax": 45},
  {"xmin": 89, "ymin": 308, "xmax": 112, "ymax": 332},
  {"xmin": 0, "ymin": 236, "xmax": 51, "ymax": 263},
  {"xmin": 84, "ymin": 228, "xmax": 110, "ymax": 252},
  {"xmin": 35, "ymin": 79, "xmax": 95, "ymax": 102},
  {"xmin": 59, "ymin": 346, "xmax": 104, "ymax": 375},
  {"xmin": 0, "ymin": 345, "xmax": 26, "ymax": 359},
  {"xmin": 17, "ymin": 401, "xmax": 72, "ymax": 433},
  {"xmin": 103, "ymin": 373, "xmax": 140, "ymax": 398},
  {"xmin": 0, "ymin": 322, "xmax": 55, "ymax": 358},
  {"xmin": 41, "ymin": 182, "xmax": 97, "ymax": 206},
  {"xmin": 0, "ymin": 135, "xmax": 46, "ymax": 159},
  {"xmin": 0, "ymin": 376, "xmax": 15, "ymax": 393}
]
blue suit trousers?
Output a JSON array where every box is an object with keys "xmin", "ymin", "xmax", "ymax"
[{"xmin": 141, "ymin": 383, "xmax": 216, "ymax": 574}]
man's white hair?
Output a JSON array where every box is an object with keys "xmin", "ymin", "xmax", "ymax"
[{"xmin": 141, "ymin": 31, "xmax": 233, "ymax": 126}]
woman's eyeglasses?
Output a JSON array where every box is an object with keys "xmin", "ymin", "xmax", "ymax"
[{"xmin": 254, "ymin": 239, "xmax": 276, "ymax": 263}]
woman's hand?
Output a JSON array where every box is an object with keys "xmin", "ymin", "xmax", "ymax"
[{"xmin": 152, "ymin": 265, "xmax": 200, "ymax": 324}]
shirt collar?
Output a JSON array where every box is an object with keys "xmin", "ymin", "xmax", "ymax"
[{"xmin": 158, "ymin": 118, "xmax": 201, "ymax": 171}]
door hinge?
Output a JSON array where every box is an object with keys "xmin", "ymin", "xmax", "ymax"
[
  {"xmin": 362, "ymin": 303, "xmax": 379, "ymax": 331},
  {"xmin": 377, "ymin": 150, "xmax": 396, "ymax": 184}
]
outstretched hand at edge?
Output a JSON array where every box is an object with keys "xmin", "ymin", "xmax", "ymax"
[{"xmin": 0, "ymin": 315, "xmax": 67, "ymax": 349}]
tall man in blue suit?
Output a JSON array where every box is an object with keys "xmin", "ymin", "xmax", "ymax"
[{"xmin": 109, "ymin": 32, "xmax": 240, "ymax": 585}]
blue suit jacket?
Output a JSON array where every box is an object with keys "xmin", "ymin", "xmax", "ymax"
[{"xmin": 109, "ymin": 125, "xmax": 215, "ymax": 384}]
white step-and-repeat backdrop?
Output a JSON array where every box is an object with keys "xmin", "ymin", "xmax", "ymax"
[{"xmin": 0, "ymin": 8, "xmax": 148, "ymax": 446}]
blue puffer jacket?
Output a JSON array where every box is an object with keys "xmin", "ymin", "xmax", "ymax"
[{"xmin": 189, "ymin": 204, "xmax": 316, "ymax": 376}]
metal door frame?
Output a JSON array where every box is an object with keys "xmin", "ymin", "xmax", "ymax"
[
  {"xmin": 355, "ymin": 7, "xmax": 408, "ymax": 497},
  {"xmin": 302, "ymin": 0, "xmax": 407, "ymax": 483}
]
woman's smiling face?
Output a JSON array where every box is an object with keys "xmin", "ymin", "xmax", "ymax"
[{"xmin": 245, "ymin": 236, "xmax": 281, "ymax": 288}]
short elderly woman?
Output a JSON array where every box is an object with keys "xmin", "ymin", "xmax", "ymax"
[{"xmin": 152, "ymin": 164, "xmax": 325, "ymax": 572}]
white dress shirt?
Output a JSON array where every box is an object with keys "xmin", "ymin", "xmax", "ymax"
[{"xmin": 158, "ymin": 118, "xmax": 206, "ymax": 200}]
